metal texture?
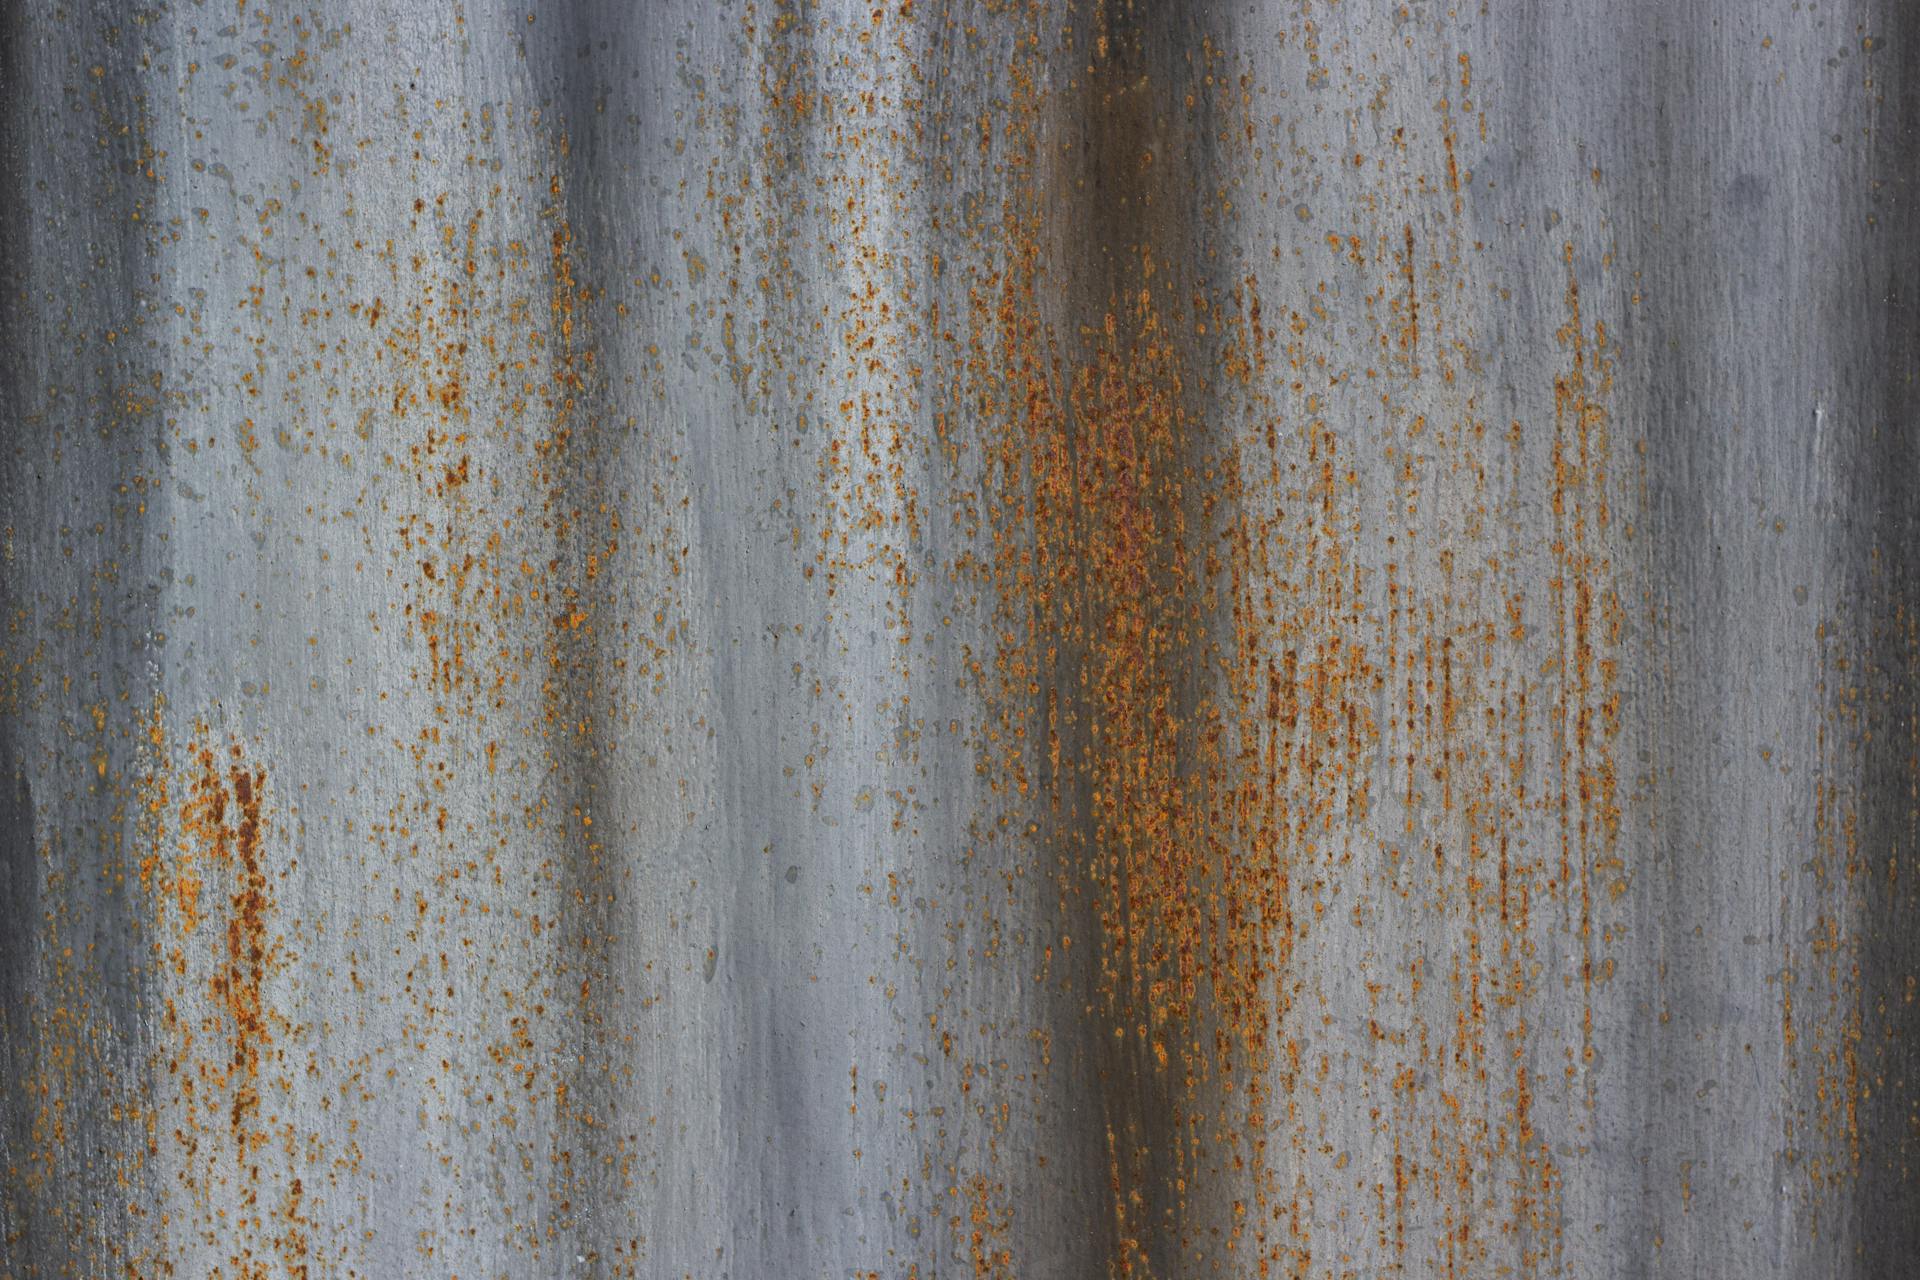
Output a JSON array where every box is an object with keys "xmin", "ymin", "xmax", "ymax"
[{"xmin": 4, "ymin": 1, "xmax": 1917, "ymax": 1276}]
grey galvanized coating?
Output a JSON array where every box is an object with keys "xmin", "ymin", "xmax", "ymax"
[{"xmin": 3, "ymin": 1, "xmax": 1917, "ymax": 1276}]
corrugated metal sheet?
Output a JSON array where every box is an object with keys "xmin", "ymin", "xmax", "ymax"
[{"xmin": 3, "ymin": 1, "xmax": 1916, "ymax": 1275}]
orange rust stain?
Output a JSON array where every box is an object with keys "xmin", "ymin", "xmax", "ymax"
[
  {"xmin": 721, "ymin": 7, "xmax": 1651, "ymax": 1276},
  {"xmin": 1551, "ymin": 242, "xmax": 1622, "ymax": 1107},
  {"xmin": 1402, "ymin": 222, "xmax": 1420, "ymax": 375},
  {"xmin": 1786, "ymin": 609, "xmax": 1907, "ymax": 1231},
  {"xmin": 148, "ymin": 728, "xmax": 304, "ymax": 1277}
]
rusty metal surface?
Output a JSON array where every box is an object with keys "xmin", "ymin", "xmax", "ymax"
[{"xmin": 3, "ymin": 1, "xmax": 1917, "ymax": 1276}]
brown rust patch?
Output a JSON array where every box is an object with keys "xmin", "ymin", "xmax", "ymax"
[
  {"xmin": 145, "ymin": 727, "xmax": 305, "ymax": 1277},
  {"xmin": 178, "ymin": 742, "xmax": 273, "ymax": 1147}
]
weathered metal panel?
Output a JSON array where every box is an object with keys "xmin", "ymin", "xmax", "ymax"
[{"xmin": 3, "ymin": 1, "xmax": 1916, "ymax": 1276}]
